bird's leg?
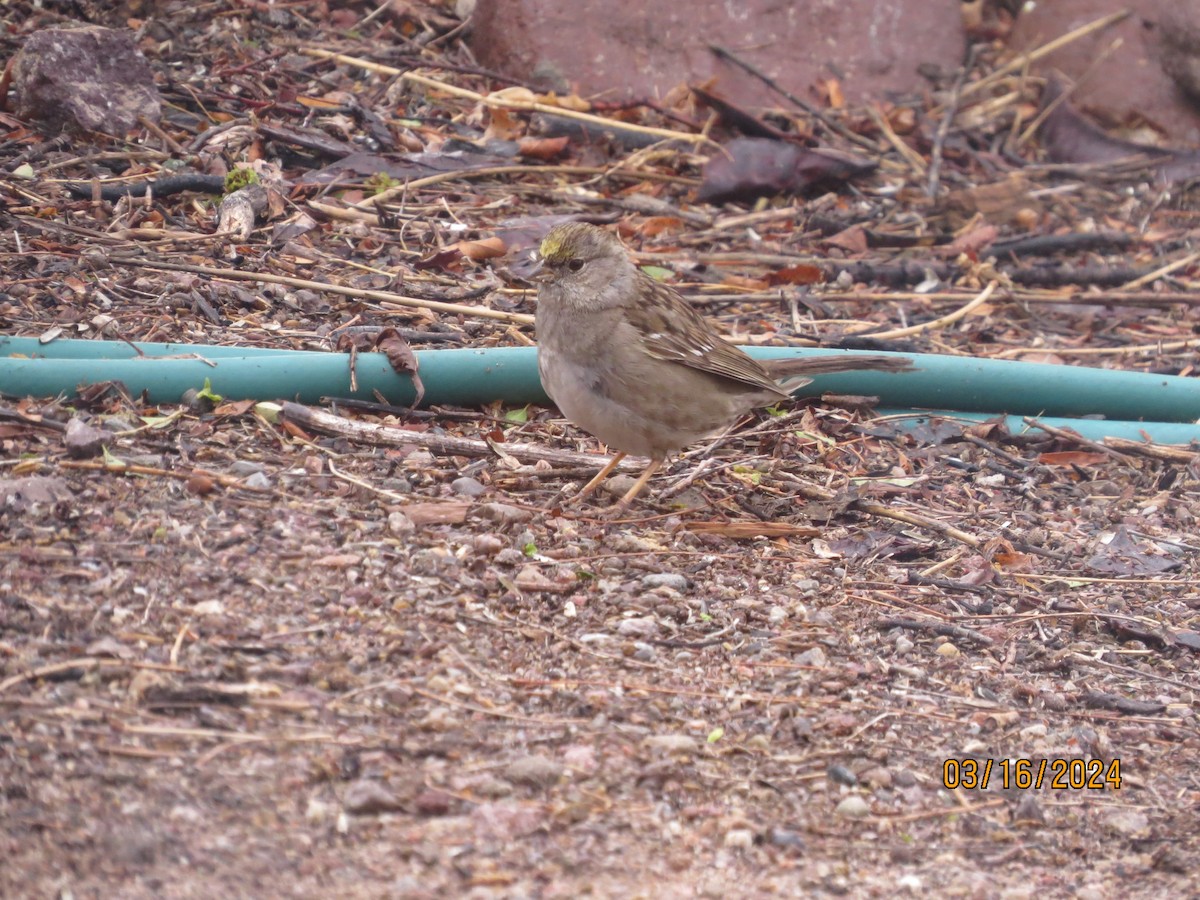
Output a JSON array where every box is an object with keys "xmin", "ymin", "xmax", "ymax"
[
  {"xmin": 573, "ymin": 451, "xmax": 627, "ymax": 502},
  {"xmin": 612, "ymin": 458, "xmax": 663, "ymax": 509}
]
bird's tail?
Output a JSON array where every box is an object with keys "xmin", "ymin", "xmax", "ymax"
[{"xmin": 765, "ymin": 353, "xmax": 913, "ymax": 394}]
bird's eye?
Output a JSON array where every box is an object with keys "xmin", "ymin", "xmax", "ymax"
[{"xmin": 567, "ymin": 258, "xmax": 584, "ymax": 272}]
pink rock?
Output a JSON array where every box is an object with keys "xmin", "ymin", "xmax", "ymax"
[
  {"xmin": 469, "ymin": 0, "xmax": 966, "ymax": 109},
  {"xmin": 13, "ymin": 25, "xmax": 161, "ymax": 135},
  {"xmin": 1010, "ymin": 0, "xmax": 1200, "ymax": 144}
]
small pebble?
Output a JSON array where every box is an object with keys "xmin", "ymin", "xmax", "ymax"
[
  {"xmin": 504, "ymin": 754, "xmax": 564, "ymax": 788},
  {"xmin": 827, "ymin": 764, "xmax": 858, "ymax": 787},
  {"xmin": 644, "ymin": 734, "xmax": 696, "ymax": 754},
  {"xmin": 795, "ymin": 646, "xmax": 827, "ymax": 668},
  {"xmin": 387, "ymin": 512, "xmax": 415, "ymax": 537},
  {"xmin": 451, "ymin": 476, "xmax": 486, "ymax": 497},
  {"xmin": 860, "ymin": 766, "xmax": 893, "ymax": 790},
  {"xmin": 342, "ymin": 779, "xmax": 404, "ymax": 815},
  {"xmin": 513, "ymin": 565, "xmax": 563, "ymax": 592},
  {"xmin": 835, "ymin": 796, "xmax": 871, "ymax": 819},
  {"xmin": 476, "ymin": 502, "xmax": 533, "ymax": 525},
  {"xmin": 723, "ymin": 827, "xmax": 755, "ymax": 849},
  {"xmin": 631, "ymin": 642, "xmax": 656, "ymax": 662},
  {"xmin": 414, "ymin": 789, "xmax": 453, "ymax": 816},
  {"xmin": 768, "ymin": 827, "xmax": 805, "ymax": 850},
  {"xmin": 1013, "ymin": 796, "xmax": 1044, "ymax": 825},
  {"xmin": 472, "ymin": 777, "xmax": 514, "ymax": 799},
  {"xmin": 228, "ymin": 460, "xmax": 266, "ymax": 477},
  {"xmin": 471, "ymin": 534, "xmax": 505, "ymax": 556},
  {"xmin": 641, "ymin": 572, "xmax": 688, "ymax": 592},
  {"xmin": 192, "ymin": 600, "xmax": 223, "ymax": 617},
  {"xmin": 62, "ymin": 415, "xmax": 109, "ymax": 458},
  {"xmin": 305, "ymin": 797, "xmax": 332, "ymax": 824},
  {"xmin": 896, "ymin": 874, "xmax": 923, "ymax": 893},
  {"xmin": 616, "ymin": 616, "xmax": 659, "ymax": 637},
  {"xmin": 243, "ymin": 471, "xmax": 272, "ymax": 490}
]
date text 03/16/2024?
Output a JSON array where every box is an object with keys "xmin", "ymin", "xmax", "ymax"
[{"xmin": 942, "ymin": 758, "xmax": 1122, "ymax": 791}]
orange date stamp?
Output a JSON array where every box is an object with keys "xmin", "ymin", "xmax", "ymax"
[{"xmin": 942, "ymin": 757, "xmax": 1121, "ymax": 791}]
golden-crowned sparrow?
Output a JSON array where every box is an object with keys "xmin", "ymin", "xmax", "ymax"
[{"xmin": 531, "ymin": 222, "xmax": 911, "ymax": 507}]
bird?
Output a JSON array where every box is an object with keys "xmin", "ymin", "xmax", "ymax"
[{"xmin": 530, "ymin": 222, "xmax": 911, "ymax": 508}]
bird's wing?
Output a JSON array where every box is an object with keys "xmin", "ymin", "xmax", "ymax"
[{"xmin": 623, "ymin": 274, "xmax": 787, "ymax": 395}]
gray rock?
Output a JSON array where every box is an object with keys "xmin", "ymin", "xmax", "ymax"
[
  {"xmin": 472, "ymin": 776, "xmax": 515, "ymax": 799},
  {"xmin": 228, "ymin": 460, "xmax": 266, "ymax": 477},
  {"xmin": 827, "ymin": 764, "xmax": 858, "ymax": 787},
  {"xmin": 0, "ymin": 475, "xmax": 73, "ymax": 512},
  {"xmin": 616, "ymin": 617, "xmax": 659, "ymax": 637},
  {"xmin": 243, "ymin": 471, "xmax": 272, "ymax": 491},
  {"xmin": 451, "ymin": 476, "xmax": 487, "ymax": 497},
  {"xmin": 835, "ymin": 795, "xmax": 871, "ymax": 819},
  {"xmin": 470, "ymin": 533, "xmax": 505, "ymax": 556},
  {"xmin": 342, "ymin": 779, "xmax": 405, "ymax": 815},
  {"xmin": 641, "ymin": 572, "xmax": 688, "ymax": 592},
  {"xmin": 860, "ymin": 766, "xmax": 893, "ymax": 790},
  {"xmin": 63, "ymin": 417, "xmax": 110, "ymax": 459},
  {"xmin": 794, "ymin": 646, "xmax": 828, "ymax": 668},
  {"xmin": 644, "ymin": 734, "xmax": 695, "ymax": 754},
  {"xmin": 14, "ymin": 26, "xmax": 161, "ymax": 135},
  {"xmin": 504, "ymin": 754, "xmax": 564, "ymax": 788},
  {"xmin": 494, "ymin": 548, "xmax": 525, "ymax": 566},
  {"xmin": 387, "ymin": 511, "xmax": 415, "ymax": 535},
  {"xmin": 631, "ymin": 642, "xmax": 656, "ymax": 662},
  {"xmin": 767, "ymin": 827, "xmax": 805, "ymax": 850},
  {"xmin": 476, "ymin": 502, "xmax": 534, "ymax": 525}
]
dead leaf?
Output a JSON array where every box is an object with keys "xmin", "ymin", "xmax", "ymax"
[
  {"xmin": 690, "ymin": 85, "xmax": 792, "ymax": 140},
  {"xmin": 376, "ymin": 328, "xmax": 425, "ymax": 408},
  {"xmin": 214, "ymin": 399, "xmax": 257, "ymax": 417},
  {"xmin": 486, "ymin": 106, "xmax": 523, "ymax": 141},
  {"xmin": 887, "ymin": 105, "xmax": 916, "ymax": 135},
  {"xmin": 697, "ymin": 138, "xmax": 877, "ymax": 205},
  {"xmin": 534, "ymin": 91, "xmax": 591, "ymax": 112},
  {"xmin": 720, "ymin": 274, "xmax": 768, "ymax": 291},
  {"xmin": 186, "ymin": 473, "xmax": 216, "ymax": 495},
  {"xmin": 516, "ymin": 135, "xmax": 569, "ymax": 159},
  {"xmin": 414, "ymin": 246, "xmax": 464, "ymax": 272},
  {"xmin": 451, "ymin": 236, "xmax": 507, "ymax": 261},
  {"xmin": 823, "ymin": 78, "xmax": 845, "ymax": 109},
  {"xmin": 1013, "ymin": 351, "xmax": 1066, "ymax": 365},
  {"xmin": 992, "ymin": 550, "xmax": 1035, "ymax": 572},
  {"xmin": 1038, "ymin": 79, "xmax": 1200, "ymax": 184},
  {"xmin": 945, "ymin": 175, "xmax": 1042, "ymax": 227},
  {"xmin": 767, "ymin": 264, "xmax": 823, "ymax": 286},
  {"xmin": 639, "ymin": 216, "xmax": 685, "ymax": 237},
  {"xmin": 824, "ymin": 224, "xmax": 869, "ymax": 255},
  {"xmin": 1039, "ymin": 451, "xmax": 1108, "ymax": 467},
  {"xmin": 937, "ymin": 223, "xmax": 999, "ymax": 259}
]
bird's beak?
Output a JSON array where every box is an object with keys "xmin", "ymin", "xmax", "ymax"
[{"xmin": 510, "ymin": 248, "xmax": 549, "ymax": 284}]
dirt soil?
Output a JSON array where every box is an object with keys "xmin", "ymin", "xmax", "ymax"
[{"xmin": 2, "ymin": 2, "xmax": 1199, "ymax": 898}]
